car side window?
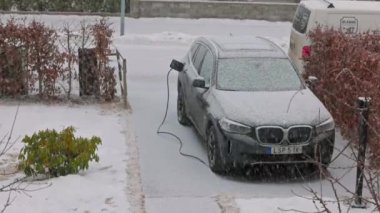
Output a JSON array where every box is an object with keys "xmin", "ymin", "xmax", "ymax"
[
  {"xmin": 192, "ymin": 45, "xmax": 207, "ymax": 71},
  {"xmin": 190, "ymin": 43, "xmax": 199, "ymax": 63},
  {"xmin": 199, "ymin": 50, "xmax": 214, "ymax": 85}
]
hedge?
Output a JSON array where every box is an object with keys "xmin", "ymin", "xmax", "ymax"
[
  {"xmin": 0, "ymin": 17, "xmax": 116, "ymax": 100},
  {"xmin": 0, "ymin": 0, "xmax": 124, "ymax": 13},
  {"xmin": 304, "ymin": 28, "xmax": 380, "ymax": 168}
]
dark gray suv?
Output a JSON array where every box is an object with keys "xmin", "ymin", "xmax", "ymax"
[{"xmin": 172, "ymin": 37, "xmax": 335, "ymax": 174}]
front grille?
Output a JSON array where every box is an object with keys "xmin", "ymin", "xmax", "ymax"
[
  {"xmin": 256, "ymin": 125, "xmax": 313, "ymax": 145},
  {"xmin": 257, "ymin": 127, "xmax": 284, "ymax": 144},
  {"xmin": 288, "ymin": 127, "xmax": 312, "ymax": 144}
]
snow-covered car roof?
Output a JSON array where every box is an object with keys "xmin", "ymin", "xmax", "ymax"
[{"xmin": 198, "ymin": 36, "xmax": 287, "ymax": 59}]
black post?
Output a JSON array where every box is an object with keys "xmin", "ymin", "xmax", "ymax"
[{"xmin": 353, "ymin": 97, "xmax": 370, "ymax": 208}]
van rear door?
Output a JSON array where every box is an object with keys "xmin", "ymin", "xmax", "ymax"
[{"xmin": 289, "ymin": 4, "xmax": 312, "ymax": 72}]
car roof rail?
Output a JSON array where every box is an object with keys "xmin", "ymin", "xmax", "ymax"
[
  {"xmin": 256, "ymin": 36, "xmax": 287, "ymax": 56},
  {"xmin": 321, "ymin": 0, "xmax": 335, "ymax": 8}
]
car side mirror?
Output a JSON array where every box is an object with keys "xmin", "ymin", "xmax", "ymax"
[
  {"xmin": 170, "ymin": 59, "xmax": 184, "ymax": 72},
  {"xmin": 192, "ymin": 79, "xmax": 207, "ymax": 89},
  {"xmin": 306, "ymin": 76, "xmax": 318, "ymax": 87}
]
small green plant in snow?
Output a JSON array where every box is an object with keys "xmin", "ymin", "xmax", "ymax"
[{"xmin": 18, "ymin": 126, "xmax": 102, "ymax": 177}]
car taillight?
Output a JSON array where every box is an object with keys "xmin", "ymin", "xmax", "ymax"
[{"xmin": 302, "ymin": 45, "xmax": 311, "ymax": 58}]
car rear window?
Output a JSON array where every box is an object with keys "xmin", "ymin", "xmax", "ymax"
[{"xmin": 292, "ymin": 5, "xmax": 311, "ymax": 34}]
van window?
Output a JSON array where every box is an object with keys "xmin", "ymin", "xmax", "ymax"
[{"xmin": 293, "ymin": 5, "xmax": 311, "ymax": 34}]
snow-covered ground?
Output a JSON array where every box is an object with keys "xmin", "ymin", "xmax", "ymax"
[
  {"xmin": 0, "ymin": 14, "xmax": 374, "ymax": 212},
  {"xmin": 0, "ymin": 103, "xmax": 129, "ymax": 212}
]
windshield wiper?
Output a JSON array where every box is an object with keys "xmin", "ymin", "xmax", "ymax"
[{"xmin": 221, "ymin": 89, "xmax": 238, "ymax": 91}]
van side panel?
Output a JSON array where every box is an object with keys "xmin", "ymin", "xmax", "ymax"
[
  {"xmin": 327, "ymin": 13, "xmax": 380, "ymax": 34},
  {"xmin": 308, "ymin": 10, "xmax": 328, "ymax": 32}
]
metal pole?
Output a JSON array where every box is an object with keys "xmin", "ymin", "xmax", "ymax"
[
  {"xmin": 353, "ymin": 97, "xmax": 370, "ymax": 208},
  {"xmin": 116, "ymin": 49, "xmax": 123, "ymax": 94},
  {"xmin": 123, "ymin": 58, "xmax": 128, "ymax": 108},
  {"xmin": 120, "ymin": 0, "xmax": 125, "ymax": 36}
]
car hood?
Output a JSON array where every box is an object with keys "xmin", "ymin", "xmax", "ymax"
[{"xmin": 211, "ymin": 89, "xmax": 331, "ymax": 127}]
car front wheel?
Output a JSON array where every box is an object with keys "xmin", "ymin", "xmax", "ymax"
[
  {"xmin": 207, "ymin": 126, "xmax": 225, "ymax": 174},
  {"xmin": 177, "ymin": 88, "xmax": 191, "ymax": 126}
]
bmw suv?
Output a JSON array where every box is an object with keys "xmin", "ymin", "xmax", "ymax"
[{"xmin": 171, "ymin": 36, "xmax": 335, "ymax": 174}]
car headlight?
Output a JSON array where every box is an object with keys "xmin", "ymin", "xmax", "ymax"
[
  {"xmin": 316, "ymin": 117, "xmax": 335, "ymax": 134},
  {"xmin": 219, "ymin": 118, "xmax": 251, "ymax": 134}
]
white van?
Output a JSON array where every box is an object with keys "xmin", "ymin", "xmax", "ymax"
[{"xmin": 288, "ymin": 0, "xmax": 380, "ymax": 72}]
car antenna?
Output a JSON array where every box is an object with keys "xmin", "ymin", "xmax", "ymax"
[{"xmin": 321, "ymin": 0, "xmax": 335, "ymax": 8}]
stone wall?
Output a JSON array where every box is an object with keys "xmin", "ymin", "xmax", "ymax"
[
  {"xmin": 133, "ymin": 1, "xmax": 298, "ymax": 21},
  {"xmin": 0, "ymin": 0, "xmax": 299, "ymax": 21}
]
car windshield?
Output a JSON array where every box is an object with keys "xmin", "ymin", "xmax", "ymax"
[{"xmin": 217, "ymin": 58, "xmax": 303, "ymax": 91}]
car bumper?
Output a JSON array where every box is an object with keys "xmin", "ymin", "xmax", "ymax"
[{"xmin": 216, "ymin": 127, "xmax": 335, "ymax": 167}]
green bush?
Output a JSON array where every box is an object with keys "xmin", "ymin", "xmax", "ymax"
[
  {"xmin": 0, "ymin": 0, "xmax": 13, "ymax": 10},
  {"xmin": 18, "ymin": 126, "xmax": 102, "ymax": 177}
]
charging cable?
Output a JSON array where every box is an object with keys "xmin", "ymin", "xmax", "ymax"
[{"xmin": 156, "ymin": 69, "xmax": 209, "ymax": 167}]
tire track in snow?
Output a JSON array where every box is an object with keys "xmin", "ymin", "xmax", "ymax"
[
  {"xmin": 215, "ymin": 193, "xmax": 240, "ymax": 213},
  {"xmin": 124, "ymin": 111, "xmax": 146, "ymax": 213}
]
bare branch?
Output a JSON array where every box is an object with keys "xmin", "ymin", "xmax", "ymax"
[
  {"xmin": 0, "ymin": 105, "xmax": 20, "ymax": 156},
  {"xmin": 0, "ymin": 191, "xmax": 15, "ymax": 213}
]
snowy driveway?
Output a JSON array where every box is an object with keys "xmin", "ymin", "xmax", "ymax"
[{"xmin": 115, "ymin": 18, "xmax": 358, "ymax": 212}]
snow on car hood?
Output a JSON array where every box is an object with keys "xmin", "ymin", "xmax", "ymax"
[{"xmin": 212, "ymin": 89, "xmax": 331, "ymax": 128}]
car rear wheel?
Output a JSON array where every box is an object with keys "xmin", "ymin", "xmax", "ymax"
[
  {"xmin": 207, "ymin": 126, "xmax": 225, "ymax": 174},
  {"xmin": 177, "ymin": 88, "xmax": 191, "ymax": 126}
]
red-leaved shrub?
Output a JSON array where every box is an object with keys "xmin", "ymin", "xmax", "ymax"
[
  {"xmin": 304, "ymin": 28, "xmax": 380, "ymax": 168},
  {"xmin": 0, "ymin": 18, "xmax": 65, "ymax": 98},
  {"xmin": 91, "ymin": 18, "xmax": 116, "ymax": 101},
  {"xmin": 0, "ymin": 17, "xmax": 117, "ymax": 101}
]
